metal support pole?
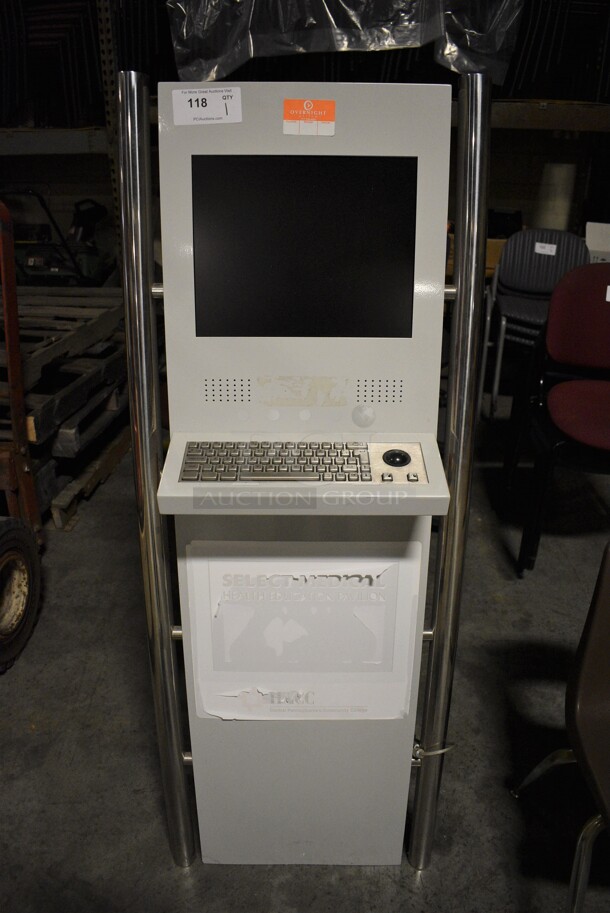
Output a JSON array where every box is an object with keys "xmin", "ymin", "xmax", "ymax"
[
  {"xmin": 118, "ymin": 71, "xmax": 196, "ymax": 868},
  {"xmin": 408, "ymin": 72, "xmax": 491, "ymax": 870}
]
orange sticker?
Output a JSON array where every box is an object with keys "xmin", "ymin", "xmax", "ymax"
[
  {"xmin": 283, "ymin": 98, "xmax": 336, "ymax": 135},
  {"xmin": 283, "ymin": 99, "xmax": 336, "ymax": 122}
]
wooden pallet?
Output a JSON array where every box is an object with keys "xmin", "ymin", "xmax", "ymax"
[
  {"xmin": 50, "ymin": 425, "xmax": 131, "ymax": 530},
  {"xmin": 0, "ymin": 287, "xmax": 123, "ymax": 390},
  {"xmin": 0, "ymin": 340, "xmax": 126, "ymax": 445},
  {"xmin": 28, "ymin": 341, "xmax": 126, "ymax": 444},
  {"xmin": 0, "ymin": 286, "xmax": 130, "ymax": 526},
  {"xmin": 52, "ymin": 381, "xmax": 129, "ymax": 458}
]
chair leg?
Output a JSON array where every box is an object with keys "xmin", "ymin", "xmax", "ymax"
[
  {"xmin": 503, "ymin": 389, "xmax": 528, "ymax": 492},
  {"xmin": 503, "ymin": 344, "xmax": 542, "ymax": 491},
  {"xmin": 517, "ymin": 443, "xmax": 555, "ymax": 575},
  {"xmin": 477, "ymin": 288, "xmax": 494, "ymax": 417},
  {"xmin": 490, "ymin": 315, "xmax": 507, "ymax": 418},
  {"xmin": 510, "ymin": 748, "xmax": 575, "ymax": 798},
  {"xmin": 567, "ymin": 814, "xmax": 606, "ymax": 913}
]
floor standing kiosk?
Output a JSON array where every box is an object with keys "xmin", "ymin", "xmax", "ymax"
[{"xmin": 157, "ymin": 81, "xmax": 451, "ymax": 865}]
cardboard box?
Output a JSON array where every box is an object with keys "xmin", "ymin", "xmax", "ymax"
[
  {"xmin": 446, "ymin": 234, "xmax": 507, "ymax": 279},
  {"xmin": 586, "ymin": 222, "xmax": 610, "ymax": 263}
]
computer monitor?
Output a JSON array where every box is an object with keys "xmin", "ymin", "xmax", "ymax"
[
  {"xmin": 192, "ymin": 154, "xmax": 417, "ymax": 339},
  {"xmin": 158, "ymin": 81, "xmax": 451, "ymax": 437}
]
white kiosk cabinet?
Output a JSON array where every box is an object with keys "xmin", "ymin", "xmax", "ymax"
[{"xmin": 157, "ymin": 81, "xmax": 451, "ymax": 865}]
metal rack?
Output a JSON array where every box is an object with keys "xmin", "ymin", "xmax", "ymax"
[{"xmin": 117, "ymin": 69, "xmax": 490, "ymax": 870}]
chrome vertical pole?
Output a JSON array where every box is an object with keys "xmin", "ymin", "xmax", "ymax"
[
  {"xmin": 118, "ymin": 71, "xmax": 196, "ymax": 867},
  {"xmin": 408, "ymin": 72, "xmax": 491, "ymax": 870}
]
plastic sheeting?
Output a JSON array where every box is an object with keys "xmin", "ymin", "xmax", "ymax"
[
  {"xmin": 437, "ymin": 1, "xmax": 524, "ymax": 85},
  {"xmin": 167, "ymin": 0, "xmax": 523, "ymax": 84}
]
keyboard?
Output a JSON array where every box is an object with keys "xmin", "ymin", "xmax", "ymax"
[{"xmin": 179, "ymin": 441, "xmax": 427, "ymax": 484}]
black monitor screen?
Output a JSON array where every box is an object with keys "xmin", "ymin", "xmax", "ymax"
[{"xmin": 192, "ymin": 155, "xmax": 417, "ymax": 338}]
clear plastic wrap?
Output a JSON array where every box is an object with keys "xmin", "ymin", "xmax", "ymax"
[
  {"xmin": 435, "ymin": 1, "xmax": 524, "ymax": 84},
  {"xmin": 167, "ymin": 0, "xmax": 523, "ymax": 84},
  {"xmin": 167, "ymin": 1, "xmax": 445, "ymax": 81}
]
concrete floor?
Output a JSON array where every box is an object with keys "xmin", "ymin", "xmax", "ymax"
[{"xmin": 3, "ymin": 414, "xmax": 610, "ymax": 913}]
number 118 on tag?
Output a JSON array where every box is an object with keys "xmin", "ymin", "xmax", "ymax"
[{"xmin": 172, "ymin": 87, "xmax": 242, "ymax": 126}]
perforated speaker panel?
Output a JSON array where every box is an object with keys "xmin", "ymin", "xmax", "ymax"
[
  {"xmin": 356, "ymin": 379, "xmax": 404, "ymax": 404},
  {"xmin": 203, "ymin": 378, "xmax": 252, "ymax": 403}
]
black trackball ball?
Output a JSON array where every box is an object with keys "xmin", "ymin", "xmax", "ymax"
[{"xmin": 382, "ymin": 449, "xmax": 411, "ymax": 467}]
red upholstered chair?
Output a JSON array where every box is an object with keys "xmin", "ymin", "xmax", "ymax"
[{"xmin": 504, "ymin": 262, "xmax": 610, "ymax": 575}]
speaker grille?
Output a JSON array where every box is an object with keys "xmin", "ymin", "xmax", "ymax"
[
  {"xmin": 204, "ymin": 378, "xmax": 252, "ymax": 403},
  {"xmin": 356, "ymin": 378, "xmax": 404, "ymax": 404}
]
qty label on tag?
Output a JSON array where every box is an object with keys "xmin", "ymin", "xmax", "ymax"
[{"xmin": 172, "ymin": 87, "xmax": 242, "ymax": 125}]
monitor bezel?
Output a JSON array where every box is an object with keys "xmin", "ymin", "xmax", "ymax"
[{"xmin": 158, "ymin": 81, "xmax": 451, "ymax": 436}]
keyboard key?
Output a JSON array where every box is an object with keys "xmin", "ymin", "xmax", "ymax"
[{"xmin": 240, "ymin": 470, "xmax": 320, "ymax": 480}]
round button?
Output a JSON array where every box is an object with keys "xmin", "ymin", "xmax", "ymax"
[
  {"xmin": 382, "ymin": 448, "xmax": 411, "ymax": 468},
  {"xmin": 351, "ymin": 404, "xmax": 376, "ymax": 428}
]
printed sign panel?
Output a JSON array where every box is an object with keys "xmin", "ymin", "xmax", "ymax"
[{"xmin": 186, "ymin": 542, "xmax": 422, "ymax": 720}]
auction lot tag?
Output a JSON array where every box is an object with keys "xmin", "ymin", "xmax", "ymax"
[
  {"xmin": 535, "ymin": 242, "xmax": 557, "ymax": 256},
  {"xmin": 283, "ymin": 98, "xmax": 336, "ymax": 135},
  {"xmin": 173, "ymin": 87, "xmax": 242, "ymax": 125}
]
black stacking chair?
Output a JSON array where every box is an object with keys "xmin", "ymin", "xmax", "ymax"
[
  {"xmin": 479, "ymin": 228, "xmax": 589, "ymax": 417},
  {"xmin": 512, "ymin": 541, "xmax": 610, "ymax": 913},
  {"xmin": 504, "ymin": 262, "xmax": 610, "ymax": 575}
]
